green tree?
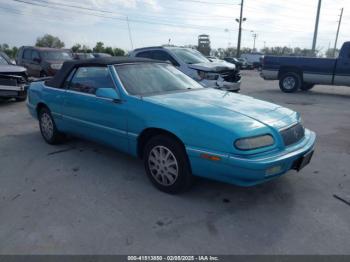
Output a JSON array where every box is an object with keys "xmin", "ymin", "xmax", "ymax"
[
  {"xmin": 0, "ymin": 43, "xmax": 18, "ymax": 58},
  {"xmin": 93, "ymin": 42, "xmax": 105, "ymax": 53},
  {"xmin": 113, "ymin": 47, "xmax": 125, "ymax": 56},
  {"xmin": 36, "ymin": 34, "xmax": 65, "ymax": 48},
  {"xmin": 325, "ymin": 48, "xmax": 339, "ymax": 58},
  {"xmin": 71, "ymin": 43, "xmax": 82, "ymax": 53},
  {"xmin": 104, "ymin": 46, "xmax": 114, "ymax": 56}
]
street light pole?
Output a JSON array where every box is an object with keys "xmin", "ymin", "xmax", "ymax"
[
  {"xmin": 333, "ymin": 8, "xmax": 344, "ymax": 57},
  {"xmin": 312, "ymin": 0, "xmax": 322, "ymax": 54},
  {"xmin": 252, "ymin": 33, "xmax": 257, "ymax": 51},
  {"xmin": 236, "ymin": 0, "xmax": 245, "ymax": 57}
]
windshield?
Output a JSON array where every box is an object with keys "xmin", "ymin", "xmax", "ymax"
[
  {"xmin": 0, "ymin": 55, "xmax": 9, "ymax": 65},
  {"xmin": 115, "ymin": 63, "xmax": 203, "ymax": 96},
  {"xmin": 171, "ymin": 48, "xmax": 210, "ymax": 64},
  {"xmin": 0, "ymin": 52, "xmax": 10, "ymax": 65},
  {"xmin": 42, "ymin": 51, "xmax": 73, "ymax": 60}
]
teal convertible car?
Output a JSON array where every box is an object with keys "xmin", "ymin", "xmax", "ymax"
[{"xmin": 27, "ymin": 57, "xmax": 316, "ymax": 193}]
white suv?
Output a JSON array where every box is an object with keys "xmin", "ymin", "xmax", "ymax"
[{"xmin": 129, "ymin": 46, "xmax": 241, "ymax": 92}]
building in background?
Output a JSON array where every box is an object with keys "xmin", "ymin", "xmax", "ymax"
[{"xmin": 198, "ymin": 34, "xmax": 211, "ymax": 56}]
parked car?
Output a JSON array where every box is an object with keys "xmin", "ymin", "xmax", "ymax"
[
  {"xmin": 16, "ymin": 46, "xmax": 73, "ymax": 77},
  {"xmin": 27, "ymin": 57, "xmax": 316, "ymax": 194},
  {"xmin": 0, "ymin": 51, "xmax": 28, "ymax": 101},
  {"xmin": 223, "ymin": 57, "xmax": 242, "ymax": 70},
  {"xmin": 129, "ymin": 46, "xmax": 241, "ymax": 92},
  {"xmin": 93, "ymin": 53, "xmax": 112, "ymax": 58},
  {"xmin": 73, "ymin": 52, "xmax": 95, "ymax": 60},
  {"xmin": 261, "ymin": 41, "xmax": 350, "ymax": 93},
  {"xmin": 240, "ymin": 52, "xmax": 264, "ymax": 69},
  {"xmin": 238, "ymin": 58, "xmax": 253, "ymax": 70}
]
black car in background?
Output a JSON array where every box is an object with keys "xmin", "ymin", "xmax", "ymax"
[
  {"xmin": 16, "ymin": 46, "xmax": 73, "ymax": 77},
  {"xmin": 0, "ymin": 51, "xmax": 28, "ymax": 101}
]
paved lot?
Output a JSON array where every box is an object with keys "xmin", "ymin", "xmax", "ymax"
[{"xmin": 0, "ymin": 71, "xmax": 349, "ymax": 254}]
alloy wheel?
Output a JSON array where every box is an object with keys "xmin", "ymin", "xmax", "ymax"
[
  {"xmin": 148, "ymin": 145, "xmax": 179, "ymax": 186},
  {"xmin": 283, "ymin": 76, "xmax": 296, "ymax": 90},
  {"xmin": 40, "ymin": 112, "xmax": 54, "ymax": 140}
]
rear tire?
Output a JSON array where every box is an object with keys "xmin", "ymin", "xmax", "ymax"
[
  {"xmin": 301, "ymin": 83, "xmax": 314, "ymax": 91},
  {"xmin": 279, "ymin": 72, "xmax": 302, "ymax": 93},
  {"xmin": 38, "ymin": 107, "xmax": 64, "ymax": 144},
  {"xmin": 143, "ymin": 135, "xmax": 193, "ymax": 194}
]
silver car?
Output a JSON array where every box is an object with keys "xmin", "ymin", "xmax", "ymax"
[{"xmin": 129, "ymin": 46, "xmax": 241, "ymax": 92}]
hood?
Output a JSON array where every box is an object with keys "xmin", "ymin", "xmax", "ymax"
[
  {"xmin": 0, "ymin": 64, "xmax": 27, "ymax": 73},
  {"xmin": 143, "ymin": 89, "xmax": 298, "ymax": 134},
  {"xmin": 188, "ymin": 61, "xmax": 236, "ymax": 72}
]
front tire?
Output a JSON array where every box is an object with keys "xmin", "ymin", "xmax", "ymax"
[
  {"xmin": 279, "ymin": 72, "xmax": 302, "ymax": 93},
  {"xmin": 38, "ymin": 107, "xmax": 64, "ymax": 144},
  {"xmin": 143, "ymin": 135, "xmax": 193, "ymax": 194}
]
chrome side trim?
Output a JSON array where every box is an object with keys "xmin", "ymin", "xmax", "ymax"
[
  {"xmin": 186, "ymin": 146, "xmax": 228, "ymax": 158},
  {"xmin": 334, "ymin": 75, "xmax": 350, "ymax": 86},
  {"xmin": 62, "ymin": 114, "xmax": 128, "ymax": 135},
  {"xmin": 261, "ymin": 69, "xmax": 278, "ymax": 80},
  {"xmin": 66, "ymin": 90, "xmax": 95, "ymax": 97},
  {"xmin": 61, "ymin": 114, "xmax": 138, "ymax": 137},
  {"xmin": 303, "ymin": 73, "xmax": 332, "ymax": 84},
  {"xmin": 43, "ymin": 86, "xmax": 65, "ymax": 92},
  {"xmin": 128, "ymin": 132, "xmax": 139, "ymax": 138}
]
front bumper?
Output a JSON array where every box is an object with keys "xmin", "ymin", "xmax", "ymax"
[
  {"xmin": 0, "ymin": 84, "xmax": 27, "ymax": 99},
  {"xmin": 187, "ymin": 129, "xmax": 316, "ymax": 186},
  {"xmin": 200, "ymin": 79, "xmax": 241, "ymax": 92}
]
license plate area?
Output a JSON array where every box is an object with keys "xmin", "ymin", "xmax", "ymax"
[{"xmin": 292, "ymin": 150, "xmax": 314, "ymax": 171}]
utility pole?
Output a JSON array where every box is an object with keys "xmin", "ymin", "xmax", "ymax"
[
  {"xmin": 126, "ymin": 16, "xmax": 134, "ymax": 50},
  {"xmin": 312, "ymin": 0, "xmax": 322, "ymax": 54},
  {"xmin": 333, "ymin": 8, "xmax": 344, "ymax": 57},
  {"xmin": 252, "ymin": 33, "xmax": 257, "ymax": 51},
  {"xmin": 236, "ymin": 0, "xmax": 245, "ymax": 57}
]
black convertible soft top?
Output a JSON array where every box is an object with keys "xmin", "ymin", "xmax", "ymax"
[{"xmin": 46, "ymin": 56, "xmax": 163, "ymax": 88}]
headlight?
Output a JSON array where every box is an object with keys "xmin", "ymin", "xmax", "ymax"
[
  {"xmin": 197, "ymin": 70, "xmax": 218, "ymax": 81},
  {"xmin": 50, "ymin": 64, "xmax": 62, "ymax": 70},
  {"xmin": 234, "ymin": 135, "xmax": 274, "ymax": 150}
]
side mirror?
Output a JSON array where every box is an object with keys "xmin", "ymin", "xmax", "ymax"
[{"xmin": 95, "ymin": 88, "xmax": 121, "ymax": 102}]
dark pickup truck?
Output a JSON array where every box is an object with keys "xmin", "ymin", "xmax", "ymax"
[{"xmin": 260, "ymin": 42, "xmax": 350, "ymax": 93}]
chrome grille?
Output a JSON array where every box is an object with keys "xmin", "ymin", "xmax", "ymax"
[{"xmin": 280, "ymin": 123, "xmax": 305, "ymax": 146}]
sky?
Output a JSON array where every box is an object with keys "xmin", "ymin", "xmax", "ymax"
[{"xmin": 0, "ymin": 0, "xmax": 349, "ymax": 53}]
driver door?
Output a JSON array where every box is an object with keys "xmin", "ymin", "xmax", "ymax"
[{"xmin": 62, "ymin": 66, "xmax": 129, "ymax": 152}]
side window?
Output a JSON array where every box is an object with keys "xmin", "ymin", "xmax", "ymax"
[
  {"xmin": 152, "ymin": 51, "xmax": 179, "ymax": 66},
  {"xmin": 68, "ymin": 67, "xmax": 114, "ymax": 94},
  {"xmin": 23, "ymin": 49, "xmax": 31, "ymax": 60},
  {"xmin": 31, "ymin": 51, "xmax": 40, "ymax": 61},
  {"xmin": 136, "ymin": 51, "xmax": 152, "ymax": 59}
]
